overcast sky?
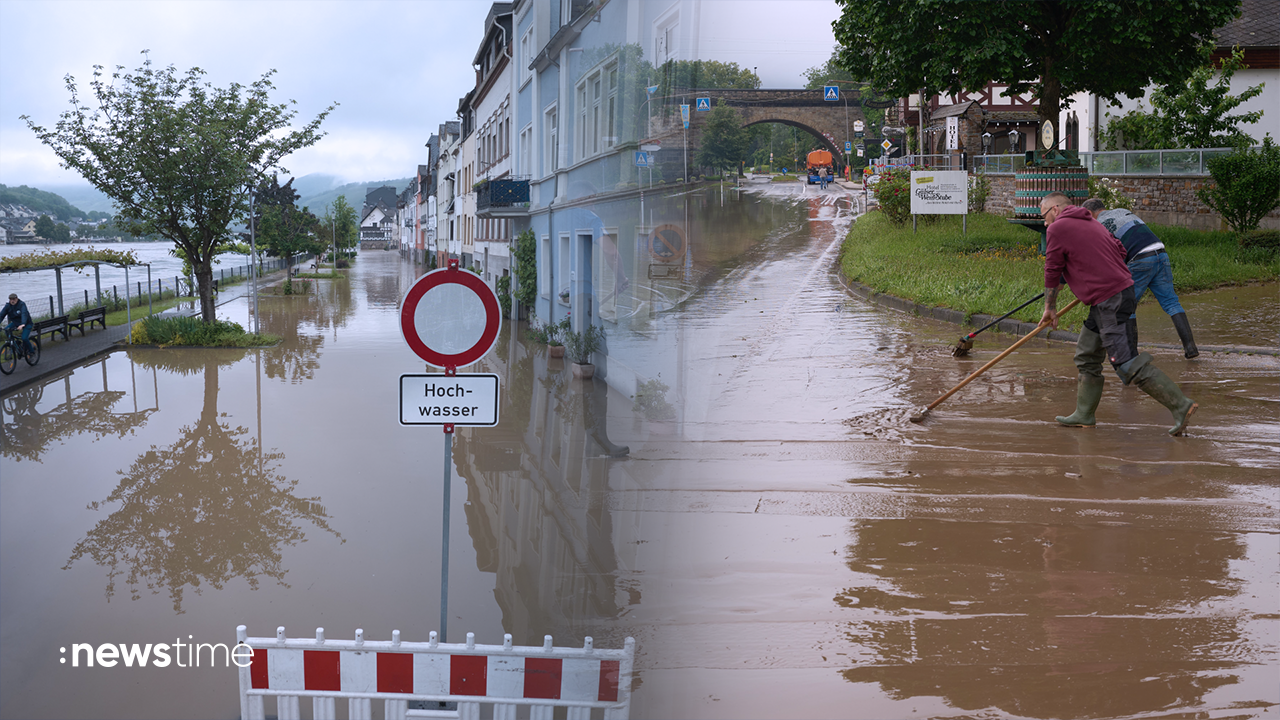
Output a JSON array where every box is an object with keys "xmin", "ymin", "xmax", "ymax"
[{"xmin": 0, "ymin": 0, "xmax": 840, "ymax": 189}]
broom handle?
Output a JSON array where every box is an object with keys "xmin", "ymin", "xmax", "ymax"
[
  {"xmin": 927, "ymin": 298, "xmax": 1082, "ymax": 412},
  {"xmin": 964, "ymin": 292, "xmax": 1045, "ymax": 340}
]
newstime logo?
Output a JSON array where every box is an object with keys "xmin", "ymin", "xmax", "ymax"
[{"xmin": 60, "ymin": 637, "xmax": 254, "ymax": 668}]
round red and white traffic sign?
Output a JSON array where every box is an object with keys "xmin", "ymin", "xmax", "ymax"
[{"xmin": 400, "ymin": 262, "xmax": 502, "ymax": 368}]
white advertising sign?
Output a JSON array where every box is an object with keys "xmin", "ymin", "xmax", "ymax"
[
  {"xmin": 910, "ymin": 170, "xmax": 969, "ymax": 215},
  {"xmin": 400, "ymin": 373, "xmax": 500, "ymax": 427},
  {"xmin": 946, "ymin": 116, "xmax": 959, "ymax": 151}
]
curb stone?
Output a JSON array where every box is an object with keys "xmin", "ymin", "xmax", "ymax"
[{"xmin": 835, "ymin": 273, "xmax": 1278, "ymax": 357}]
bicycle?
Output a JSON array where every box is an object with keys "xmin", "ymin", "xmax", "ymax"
[{"xmin": 0, "ymin": 327, "xmax": 40, "ymax": 375}]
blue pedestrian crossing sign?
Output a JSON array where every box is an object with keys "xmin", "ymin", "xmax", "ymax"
[
  {"xmin": 824, "ymin": 85, "xmax": 839, "ymax": 101},
  {"xmin": 696, "ymin": 97, "xmax": 711, "ymax": 111},
  {"xmin": 634, "ymin": 151, "xmax": 654, "ymax": 168}
]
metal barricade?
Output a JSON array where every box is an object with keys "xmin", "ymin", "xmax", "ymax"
[{"xmin": 237, "ymin": 626, "xmax": 635, "ymax": 720}]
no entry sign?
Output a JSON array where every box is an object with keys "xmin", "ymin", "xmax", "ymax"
[{"xmin": 400, "ymin": 262, "xmax": 502, "ymax": 368}]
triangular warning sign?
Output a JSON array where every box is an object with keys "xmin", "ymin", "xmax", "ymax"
[{"xmin": 824, "ymin": 86, "xmax": 839, "ymax": 101}]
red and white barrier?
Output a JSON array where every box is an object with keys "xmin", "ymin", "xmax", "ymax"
[{"xmin": 236, "ymin": 626, "xmax": 635, "ymax": 720}]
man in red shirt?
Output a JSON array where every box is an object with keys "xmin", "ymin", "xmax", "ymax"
[{"xmin": 1038, "ymin": 192, "xmax": 1197, "ymax": 435}]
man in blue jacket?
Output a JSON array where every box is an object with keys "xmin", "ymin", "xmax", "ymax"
[
  {"xmin": 1, "ymin": 293, "xmax": 34, "ymax": 357},
  {"xmin": 1083, "ymin": 199, "xmax": 1198, "ymax": 358}
]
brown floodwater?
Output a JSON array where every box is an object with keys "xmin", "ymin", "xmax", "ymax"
[{"xmin": 1, "ymin": 183, "xmax": 1277, "ymax": 719}]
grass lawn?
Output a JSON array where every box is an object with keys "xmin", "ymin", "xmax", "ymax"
[
  {"xmin": 840, "ymin": 211, "xmax": 1279, "ymax": 330},
  {"xmin": 94, "ymin": 296, "xmax": 196, "ymax": 326}
]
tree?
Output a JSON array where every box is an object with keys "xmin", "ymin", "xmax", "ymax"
[
  {"xmin": 1101, "ymin": 46, "xmax": 1265, "ymax": 150},
  {"xmin": 51, "ymin": 223, "xmax": 72, "ymax": 244},
  {"xmin": 657, "ymin": 59, "xmax": 758, "ymax": 94},
  {"xmin": 34, "ymin": 215, "xmax": 56, "ymax": 239},
  {"xmin": 1197, "ymin": 136, "xmax": 1280, "ymax": 236},
  {"xmin": 833, "ymin": 0, "xmax": 1243, "ymax": 128},
  {"xmin": 329, "ymin": 195, "xmax": 358, "ymax": 253},
  {"xmin": 253, "ymin": 175, "xmax": 320, "ymax": 271},
  {"xmin": 695, "ymin": 100, "xmax": 749, "ymax": 175},
  {"xmin": 23, "ymin": 52, "xmax": 336, "ymax": 322}
]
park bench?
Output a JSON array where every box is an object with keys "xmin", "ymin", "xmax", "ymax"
[
  {"xmin": 68, "ymin": 306, "xmax": 108, "ymax": 336},
  {"xmin": 34, "ymin": 315, "xmax": 69, "ymax": 342}
]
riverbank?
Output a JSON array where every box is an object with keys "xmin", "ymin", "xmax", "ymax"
[{"xmin": 839, "ymin": 210, "xmax": 1280, "ymax": 332}]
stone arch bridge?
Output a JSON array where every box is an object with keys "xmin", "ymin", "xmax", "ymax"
[{"xmin": 649, "ymin": 87, "xmax": 879, "ymax": 167}]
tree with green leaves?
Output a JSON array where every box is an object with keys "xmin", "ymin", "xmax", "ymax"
[
  {"xmin": 253, "ymin": 175, "xmax": 320, "ymax": 272},
  {"xmin": 833, "ymin": 0, "xmax": 1243, "ymax": 128},
  {"xmin": 34, "ymin": 215, "xmax": 56, "ymax": 239},
  {"xmin": 23, "ymin": 52, "xmax": 336, "ymax": 322},
  {"xmin": 1101, "ymin": 46, "xmax": 1265, "ymax": 150},
  {"xmin": 695, "ymin": 100, "xmax": 749, "ymax": 176},
  {"xmin": 319, "ymin": 195, "xmax": 358, "ymax": 264},
  {"xmin": 657, "ymin": 59, "xmax": 758, "ymax": 94},
  {"xmin": 51, "ymin": 223, "xmax": 72, "ymax": 244},
  {"xmin": 1197, "ymin": 136, "xmax": 1280, "ymax": 236}
]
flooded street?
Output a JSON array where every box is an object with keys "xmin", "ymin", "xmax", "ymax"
[{"xmin": 2, "ymin": 182, "xmax": 1277, "ymax": 719}]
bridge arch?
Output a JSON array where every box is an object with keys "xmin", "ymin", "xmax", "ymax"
[
  {"xmin": 741, "ymin": 118, "xmax": 842, "ymax": 161},
  {"xmin": 651, "ymin": 88, "xmax": 866, "ymax": 169}
]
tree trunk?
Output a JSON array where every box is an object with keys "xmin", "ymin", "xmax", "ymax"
[
  {"xmin": 1039, "ymin": 62, "xmax": 1062, "ymax": 145},
  {"xmin": 195, "ymin": 261, "xmax": 216, "ymax": 323}
]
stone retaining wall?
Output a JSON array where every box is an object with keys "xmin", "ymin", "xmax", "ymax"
[{"xmin": 982, "ymin": 173, "xmax": 1280, "ymax": 230}]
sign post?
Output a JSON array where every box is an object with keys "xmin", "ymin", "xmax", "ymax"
[{"xmin": 399, "ymin": 259, "xmax": 503, "ymax": 642}]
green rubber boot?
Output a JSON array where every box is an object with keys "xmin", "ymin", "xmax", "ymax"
[
  {"xmin": 1123, "ymin": 357, "xmax": 1198, "ymax": 436},
  {"xmin": 1056, "ymin": 374, "xmax": 1105, "ymax": 427}
]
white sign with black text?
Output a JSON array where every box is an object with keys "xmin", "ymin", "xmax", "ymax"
[
  {"xmin": 400, "ymin": 373, "xmax": 500, "ymax": 427},
  {"xmin": 910, "ymin": 170, "xmax": 969, "ymax": 215}
]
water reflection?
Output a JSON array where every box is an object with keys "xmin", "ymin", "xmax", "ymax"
[
  {"xmin": 838, "ymin": 519, "xmax": 1249, "ymax": 718},
  {"xmin": 256, "ymin": 297, "xmax": 325, "ymax": 383},
  {"xmin": 454, "ymin": 334, "xmax": 634, "ymax": 647},
  {"xmin": 64, "ymin": 350, "xmax": 343, "ymax": 614},
  {"xmin": 1, "ymin": 357, "xmax": 157, "ymax": 462}
]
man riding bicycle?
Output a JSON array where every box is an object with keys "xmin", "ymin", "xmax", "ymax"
[{"xmin": 1, "ymin": 293, "xmax": 35, "ymax": 358}]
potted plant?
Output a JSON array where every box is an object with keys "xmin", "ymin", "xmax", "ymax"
[
  {"xmin": 563, "ymin": 323, "xmax": 605, "ymax": 379},
  {"xmin": 545, "ymin": 316, "xmax": 569, "ymax": 358}
]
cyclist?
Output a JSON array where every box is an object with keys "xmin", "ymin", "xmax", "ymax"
[{"xmin": 1, "ymin": 293, "xmax": 34, "ymax": 358}]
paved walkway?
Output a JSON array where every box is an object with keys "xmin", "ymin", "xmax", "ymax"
[{"xmin": 0, "ymin": 274, "xmax": 274, "ymax": 395}]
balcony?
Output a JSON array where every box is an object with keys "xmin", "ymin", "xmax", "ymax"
[{"xmin": 475, "ymin": 178, "xmax": 530, "ymax": 218}]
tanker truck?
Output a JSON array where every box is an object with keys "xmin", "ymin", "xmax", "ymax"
[{"xmin": 806, "ymin": 150, "xmax": 834, "ymax": 185}]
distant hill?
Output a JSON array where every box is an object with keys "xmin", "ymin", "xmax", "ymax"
[
  {"xmin": 0, "ymin": 184, "xmax": 112, "ymax": 220},
  {"xmin": 296, "ymin": 178, "xmax": 412, "ymax": 217},
  {"xmin": 4, "ymin": 176, "xmax": 414, "ymax": 224},
  {"xmin": 39, "ymin": 184, "xmax": 117, "ymax": 215}
]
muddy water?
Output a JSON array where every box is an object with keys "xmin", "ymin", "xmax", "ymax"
[{"xmin": 2, "ymin": 184, "xmax": 1278, "ymax": 719}]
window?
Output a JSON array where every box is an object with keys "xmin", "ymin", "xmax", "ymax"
[
  {"xmin": 557, "ymin": 233, "xmax": 570, "ymax": 304},
  {"xmin": 520, "ymin": 123, "xmax": 533, "ymax": 177},
  {"xmin": 544, "ymin": 105, "xmax": 558, "ymax": 176},
  {"xmin": 655, "ymin": 8, "xmax": 679, "ymax": 64},
  {"xmin": 539, "ymin": 234, "xmax": 550, "ymax": 297},
  {"xmin": 519, "ymin": 28, "xmax": 533, "ymax": 87},
  {"xmin": 574, "ymin": 62, "xmax": 619, "ymax": 162}
]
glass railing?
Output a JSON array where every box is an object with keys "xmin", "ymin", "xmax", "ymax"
[{"xmin": 975, "ymin": 148, "xmax": 1245, "ymax": 175}]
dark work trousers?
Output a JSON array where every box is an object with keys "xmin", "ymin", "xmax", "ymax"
[{"xmin": 1079, "ymin": 286, "xmax": 1137, "ymax": 374}]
